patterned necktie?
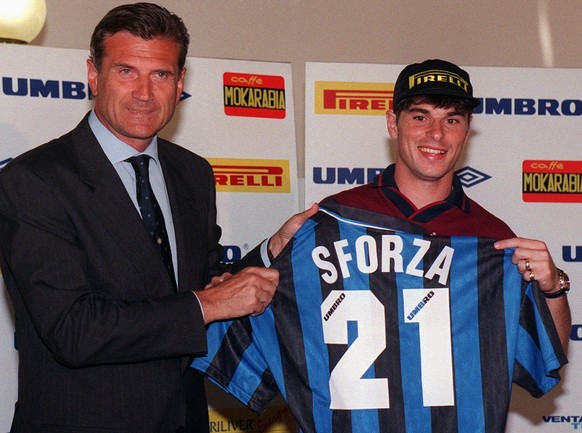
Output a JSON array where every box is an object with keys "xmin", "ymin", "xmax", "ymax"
[{"xmin": 127, "ymin": 155, "xmax": 177, "ymax": 290}]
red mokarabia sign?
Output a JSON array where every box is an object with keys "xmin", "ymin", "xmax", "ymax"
[
  {"xmin": 522, "ymin": 160, "xmax": 582, "ymax": 203},
  {"xmin": 223, "ymin": 72, "xmax": 286, "ymax": 119}
]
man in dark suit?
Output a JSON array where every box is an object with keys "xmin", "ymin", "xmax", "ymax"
[{"xmin": 0, "ymin": 3, "xmax": 312, "ymax": 432}]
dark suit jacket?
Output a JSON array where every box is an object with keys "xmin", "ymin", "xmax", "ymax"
[{"xmin": 0, "ymin": 114, "xmax": 235, "ymax": 433}]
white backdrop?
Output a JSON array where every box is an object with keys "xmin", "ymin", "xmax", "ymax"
[
  {"xmin": 1, "ymin": 45, "xmax": 581, "ymax": 433},
  {"xmin": 0, "ymin": 44, "xmax": 298, "ymax": 433},
  {"xmin": 305, "ymin": 62, "xmax": 582, "ymax": 432}
]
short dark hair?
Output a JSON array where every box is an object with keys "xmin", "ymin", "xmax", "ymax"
[
  {"xmin": 90, "ymin": 2, "xmax": 190, "ymax": 71},
  {"xmin": 393, "ymin": 95, "xmax": 475, "ymax": 121}
]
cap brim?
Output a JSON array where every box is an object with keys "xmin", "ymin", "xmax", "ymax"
[{"xmin": 402, "ymin": 88, "xmax": 481, "ymax": 108}]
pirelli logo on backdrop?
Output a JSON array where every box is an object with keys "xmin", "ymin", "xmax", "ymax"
[
  {"xmin": 223, "ymin": 72, "xmax": 286, "ymax": 119},
  {"xmin": 522, "ymin": 160, "xmax": 582, "ymax": 202},
  {"xmin": 315, "ymin": 81, "xmax": 394, "ymax": 115},
  {"xmin": 208, "ymin": 158, "xmax": 290, "ymax": 193}
]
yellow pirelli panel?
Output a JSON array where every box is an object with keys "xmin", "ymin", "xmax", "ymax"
[{"xmin": 208, "ymin": 158, "xmax": 291, "ymax": 193}]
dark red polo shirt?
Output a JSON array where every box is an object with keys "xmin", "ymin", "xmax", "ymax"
[{"xmin": 324, "ymin": 164, "xmax": 515, "ymax": 240}]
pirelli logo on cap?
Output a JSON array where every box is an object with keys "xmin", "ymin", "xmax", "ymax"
[
  {"xmin": 223, "ymin": 72, "xmax": 286, "ymax": 119},
  {"xmin": 408, "ymin": 69, "xmax": 469, "ymax": 92},
  {"xmin": 523, "ymin": 160, "xmax": 582, "ymax": 202},
  {"xmin": 208, "ymin": 158, "xmax": 290, "ymax": 193},
  {"xmin": 315, "ymin": 81, "xmax": 394, "ymax": 115}
]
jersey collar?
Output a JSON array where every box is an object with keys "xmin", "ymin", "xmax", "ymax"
[{"xmin": 374, "ymin": 164, "xmax": 470, "ymax": 222}]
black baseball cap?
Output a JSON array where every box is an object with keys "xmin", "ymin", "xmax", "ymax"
[{"xmin": 393, "ymin": 59, "xmax": 480, "ymax": 109}]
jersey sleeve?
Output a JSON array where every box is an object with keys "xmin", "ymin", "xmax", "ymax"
[
  {"xmin": 513, "ymin": 280, "xmax": 568, "ymax": 397},
  {"xmin": 190, "ymin": 315, "xmax": 279, "ymax": 414}
]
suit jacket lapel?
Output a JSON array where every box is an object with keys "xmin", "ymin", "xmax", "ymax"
[{"xmin": 72, "ymin": 116, "xmax": 175, "ymax": 297}]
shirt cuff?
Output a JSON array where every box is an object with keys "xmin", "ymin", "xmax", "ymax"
[
  {"xmin": 191, "ymin": 291, "xmax": 205, "ymax": 322},
  {"xmin": 260, "ymin": 238, "xmax": 272, "ymax": 267}
]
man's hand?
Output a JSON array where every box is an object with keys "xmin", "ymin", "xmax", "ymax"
[
  {"xmin": 268, "ymin": 203, "xmax": 319, "ymax": 259},
  {"xmin": 494, "ymin": 237, "xmax": 559, "ymax": 294},
  {"xmin": 196, "ymin": 267, "xmax": 279, "ymax": 324},
  {"xmin": 205, "ymin": 272, "xmax": 232, "ymax": 289},
  {"xmin": 495, "ymin": 237, "xmax": 571, "ymax": 353}
]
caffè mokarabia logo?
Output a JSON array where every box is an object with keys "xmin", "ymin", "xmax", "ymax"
[
  {"xmin": 223, "ymin": 72, "xmax": 286, "ymax": 119},
  {"xmin": 523, "ymin": 160, "xmax": 582, "ymax": 202},
  {"xmin": 315, "ymin": 81, "xmax": 394, "ymax": 115},
  {"xmin": 208, "ymin": 158, "xmax": 290, "ymax": 193}
]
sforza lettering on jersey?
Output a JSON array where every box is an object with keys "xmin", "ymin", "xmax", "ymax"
[{"xmin": 311, "ymin": 234, "xmax": 454, "ymax": 285}]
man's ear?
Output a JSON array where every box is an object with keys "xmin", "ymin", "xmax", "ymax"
[
  {"xmin": 386, "ymin": 110, "xmax": 398, "ymax": 139},
  {"xmin": 87, "ymin": 59, "xmax": 99, "ymax": 97},
  {"xmin": 175, "ymin": 67, "xmax": 186, "ymax": 105}
]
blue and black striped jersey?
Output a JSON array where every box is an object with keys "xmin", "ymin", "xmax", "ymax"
[{"xmin": 192, "ymin": 205, "xmax": 566, "ymax": 433}]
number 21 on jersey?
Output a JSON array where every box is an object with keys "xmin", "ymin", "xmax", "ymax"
[{"xmin": 321, "ymin": 289, "xmax": 454, "ymax": 410}]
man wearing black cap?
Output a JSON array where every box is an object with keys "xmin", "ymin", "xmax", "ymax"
[
  {"xmin": 324, "ymin": 59, "xmax": 571, "ymax": 349},
  {"xmin": 190, "ymin": 59, "xmax": 571, "ymax": 433}
]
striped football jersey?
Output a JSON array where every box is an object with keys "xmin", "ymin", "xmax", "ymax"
[{"xmin": 192, "ymin": 205, "xmax": 566, "ymax": 433}]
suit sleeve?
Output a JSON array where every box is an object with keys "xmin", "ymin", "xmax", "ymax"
[
  {"xmin": 230, "ymin": 242, "xmax": 265, "ymax": 273},
  {"xmin": 0, "ymin": 160, "xmax": 208, "ymax": 368}
]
